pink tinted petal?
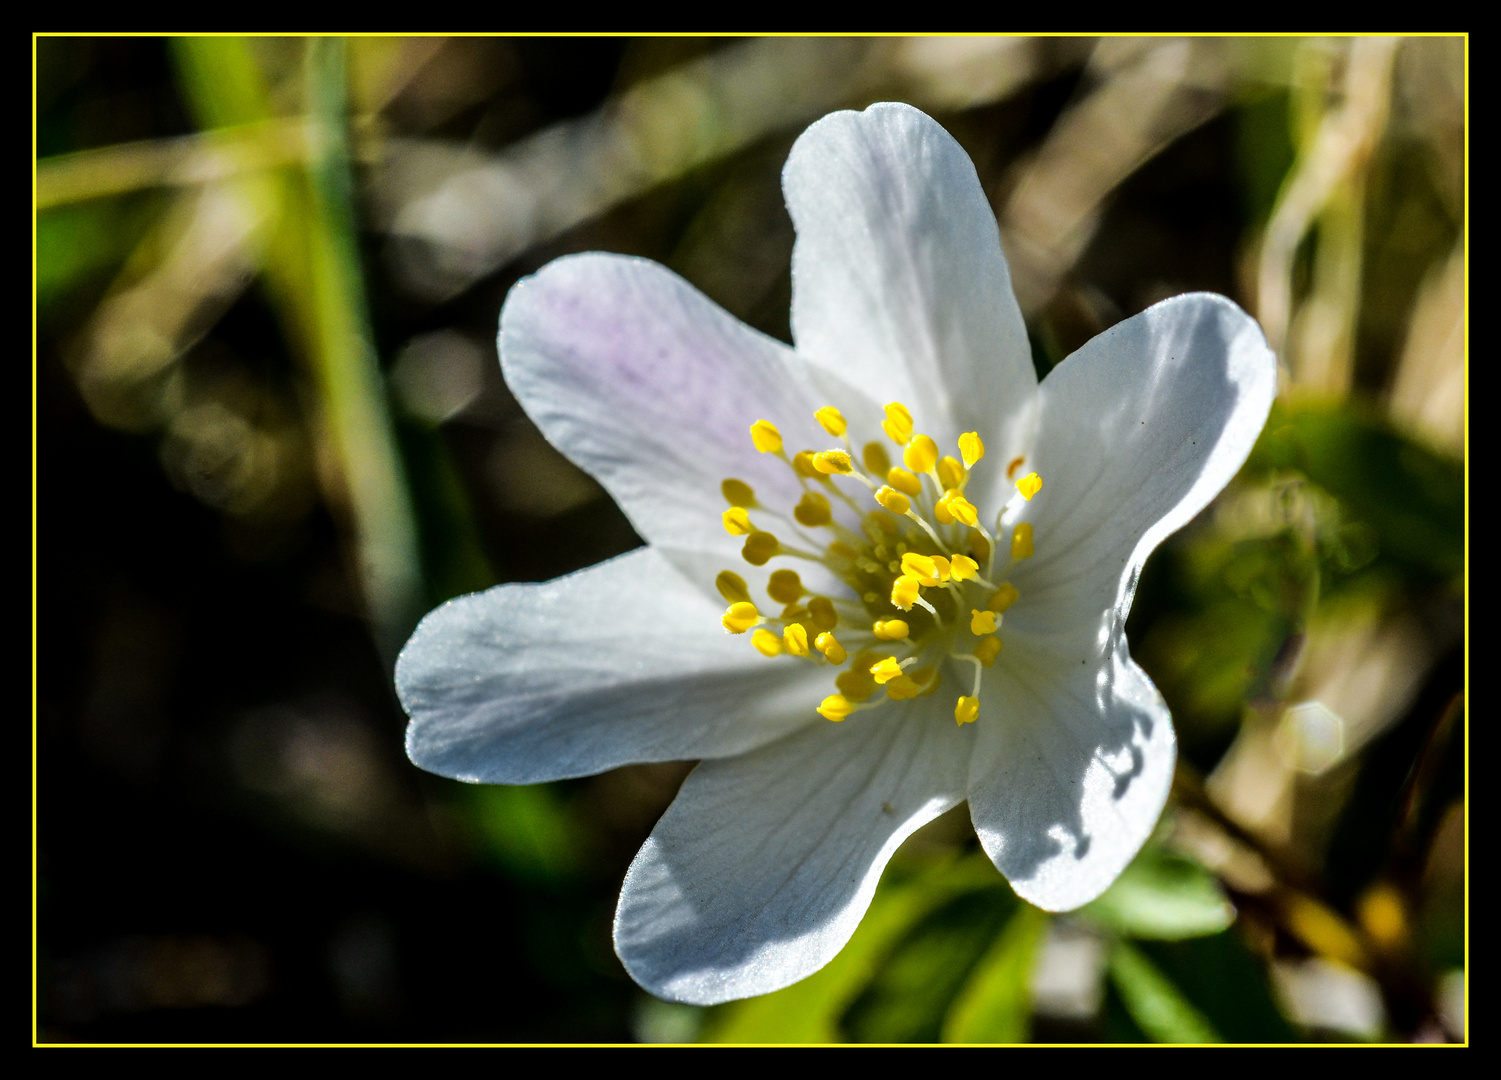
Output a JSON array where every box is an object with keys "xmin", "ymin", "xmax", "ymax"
[{"xmin": 501, "ymin": 253, "xmax": 874, "ymax": 585}]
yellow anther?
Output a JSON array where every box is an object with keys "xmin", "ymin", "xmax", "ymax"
[
  {"xmin": 722, "ymin": 506, "xmax": 754, "ymax": 536},
  {"xmin": 904, "ymin": 434, "xmax": 939, "ymax": 474},
  {"xmin": 872, "ymin": 512, "xmax": 898, "ymax": 535},
  {"xmin": 752, "ymin": 629, "xmax": 784, "ymax": 657},
  {"xmin": 931, "ymin": 555, "xmax": 952, "ymax": 582},
  {"xmin": 968, "ymin": 531, "xmax": 991, "ymax": 564},
  {"xmin": 742, "ymin": 531, "xmax": 779, "ymax": 566},
  {"xmin": 1017, "ymin": 472, "xmax": 1043, "ymax": 501},
  {"xmin": 792, "ymin": 451, "xmax": 820, "ymax": 478},
  {"xmin": 974, "ymin": 635, "xmax": 1003, "ymax": 667},
  {"xmin": 950, "ymin": 554, "xmax": 979, "ymax": 581},
  {"xmin": 869, "ymin": 657, "xmax": 904, "ymax": 684},
  {"xmin": 959, "ymin": 432, "xmax": 986, "ymax": 469},
  {"xmin": 874, "ymin": 485, "xmax": 911, "ymax": 516},
  {"xmin": 936, "ymin": 456, "xmax": 966, "ymax": 491},
  {"xmin": 891, "ymin": 574, "xmax": 921, "ymax": 611},
  {"xmin": 913, "ymin": 667, "xmax": 940, "ymax": 696},
  {"xmin": 721, "ymin": 478, "xmax": 755, "ymax": 506},
  {"xmin": 784, "ymin": 623, "xmax": 811, "ymax": 657},
  {"xmin": 817, "ymin": 694, "xmax": 856, "ymax": 722},
  {"xmin": 837, "ymin": 657, "xmax": 879, "ymax": 701},
  {"xmin": 767, "ymin": 569, "xmax": 803, "ymax": 604},
  {"xmin": 987, "ymin": 583, "xmax": 1019, "ymax": 613},
  {"xmin": 901, "ymin": 552, "xmax": 939, "ymax": 583},
  {"xmin": 933, "ymin": 500, "xmax": 954, "ymax": 525},
  {"xmin": 863, "ymin": 441, "xmax": 891, "ymax": 476},
  {"xmin": 886, "ymin": 468, "xmax": 922, "ymax": 498},
  {"xmin": 885, "ymin": 674, "xmax": 921, "ymax": 701},
  {"xmin": 1011, "ymin": 522, "xmax": 1034, "ymax": 559},
  {"xmin": 955, "ymin": 696, "xmax": 980, "ymax": 726},
  {"xmin": 813, "ymin": 450, "xmax": 853, "ymax": 475},
  {"xmin": 780, "ymin": 602, "xmax": 809, "ymax": 622},
  {"xmin": 883, "ymin": 402, "xmax": 914, "ymax": 445},
  {"xmin": 938, "ymin": 490, "xmax": 979, "ymax": 527},
  {"xmin": 807, "ymin": 596, "xmax": 839, "ymax": 631},
  {"xmin": 814, "ymin": 632, "xmax": 848, "ymax": 664},
  {"xmin": 872, "ymin": 619, "xmax": 910, "ymax": 641},
  {"xmin": 814, "ymin": 406, "xmax": 847, "ymax": 437},
  {"xmin": 1006, "ymin": 455, "xmax": 1026, "ymax": 480},
  {"xmin": 750, "ymin": 420, "xmax": 783, "ymax": 454},
  {"xmin": 794, "ymin": 491, "xmax": 833, "ymax": 527},
  {"xmin": 970, "ymin": 609, "xmax": 998, "ymax": 636},
  {"xmin": 721, "ymin": 602, "xmax": 760, "ymax": 634},
  {"xmin": 829, "ymin": 541, "xmax": 858, "ymax": 562},
  {"xmin": 715, "ymin": 570, "xmax": 750, "ymax": 604}
]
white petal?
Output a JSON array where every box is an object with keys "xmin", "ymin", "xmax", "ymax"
[
  {"xmin": 784, "ymin": 102, "xmax": 1038, "ymax": 476},
  {"xmin": 1001, "ymin": 292, "xmax": 1276, "ymax": 650},
  {"xmin": 967, "ymin": 635, "xmax": 1176, "ymax": 911},
  {"xmin": 614, "ymin": 699, "xmax": 972, "ymax": 1004},
  {"xmin": 965, "ymin": 292, "xmax": 1272, "ymax": 910},
  {"xmin": 398, "ymin": 548, "xmax": 827, "ymax": 783},
  {"xmin": 500, "ymin": 253, "xmax": 875, "ymax": 584}
]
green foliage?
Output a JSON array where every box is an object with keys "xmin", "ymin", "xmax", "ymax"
[
  {"xmin": 1107, "ymin": 940, "xmax": 1221, "ymax": 1043},
  {"xmin": 1235, "ymin": 88, "xmax": 1298, "ymax": 228},
  {"xmin": 1247, "ymin": 402, "xmax": 1464, "ymax": 583},
  {"xmin": 468, "ymin": 784, "xmax": 583, "ymax": 886},
  {"xmin": 941, "ymin": 905, "xmax": 1049, "ymax": 1043},
  {"xmin": 703, "ymin": 841, "xmax": 1273, "ymax": 1043},
  {"xmin": 1137, "ymin": 396, "xmax": 1463, "ymax": 771},
  {"xmin": 1138, "ymin": 540, "xmax": 1310, "ymax": 751},
  {"xmin": 701, "ymin": 852, "xmax": 1003, "ymax": 1043},
  {"xmin": 397, "ymin": 421, "xmax": 496, "ymax": 607},
  {"xmin": 169, "ymin": 37, "xmax": 277, "ymax": 129},
  {"xmin": 1080, "ymin": 846, "xmax": 1235, "ymax": 941},
  {"xmin": 842, "ymin": 887, "xmax": 1019, "ymax": 1042},
  {"xmin": 36, "ymin": 195, "xmax": 166, "ymax": 313},
  {"xmin": 1130, "ymin": 933, "xmax": 1297, "ymax": 1042}
]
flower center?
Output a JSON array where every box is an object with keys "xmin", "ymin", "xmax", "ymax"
[{"xmin": 716, "ymin": 400, "xmax": 1043, "ymax": 727}]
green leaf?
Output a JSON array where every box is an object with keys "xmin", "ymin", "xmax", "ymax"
[
  {"xmin": 1107, "ymin": 940, "xmax": 1221, "ymax": 1043},
  {"xmin": 1247, "ymin": 403, "xmax": 1463, "ymax": 582},
  {"xmin": 36, "ymin": 195, "xmax": 165, "ymax": 312},
  {"xmin": 1130, "ymin": 933, "xmax": 1298, "ymax": 1042},
  {"xmin": 1080, "ymin": 847, "xmax": 1234, "ymax": 940},
  {"xmin": 700, "ymin": 851, "xmax": 1001, "ymax": 1043},
  {"xmin": 941, "ymin": 904, "xmax": 1049, "ymax": 1043},
  {"xmin": 840, "ymin": 886, "xmax": 1017, "ymax": 1042},
  {"xmin": 468, "ymin": 783, "xmax": 583, "ymax": 885}
]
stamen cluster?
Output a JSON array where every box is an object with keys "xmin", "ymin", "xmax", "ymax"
[{"xmin": 716, "ymin": 399, "xmax": 1043, "ymax": 727}]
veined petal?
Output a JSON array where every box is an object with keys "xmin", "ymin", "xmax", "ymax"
[
  {"xmin": 784, "ymin": 102, "xmax": 1038, "ymax": 480},
  {"xmin": 398, "ymin": 549, "xmax": 826, "ymax": 784},
  {"xmin": 1001, "ymin": 293, "xmax": 1276, "ymax": 650},
  {"xmin": 967, "ymin": 635, "xmax": 1176, "ymax": 911},
  {"xmin": 614, "ymin": 697, "xmax": 972, "ymax": 1004},
  {"xmin": 501, "ymin": 253, "xmax": 871, "ymax": 582}
]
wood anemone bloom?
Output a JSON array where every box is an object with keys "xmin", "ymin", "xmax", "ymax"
[{"xmin": 396, "ymin": 103, "xmax": 1276, "ymax": 1005}]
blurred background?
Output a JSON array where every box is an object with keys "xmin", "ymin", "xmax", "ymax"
[{"xmin": 36, "ymin": 36, "xmax": 1464, "ymax": 1043}]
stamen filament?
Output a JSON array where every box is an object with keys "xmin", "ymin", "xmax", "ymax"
[
  {"xmin": 951, "ymin": 653, "xmax": 985, "ymax": 697},
  {"xmin": 904, "ymin": 510, "xmax": 944, "ymax": 547},
  {"xmin": 913, "ymin": 595, "xmax": 941, "ymax": 623}
]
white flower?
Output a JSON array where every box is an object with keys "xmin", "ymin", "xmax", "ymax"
[{"xmin": 396, "ymin": 103, "xmax": 1276, "ymax": 1006}]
